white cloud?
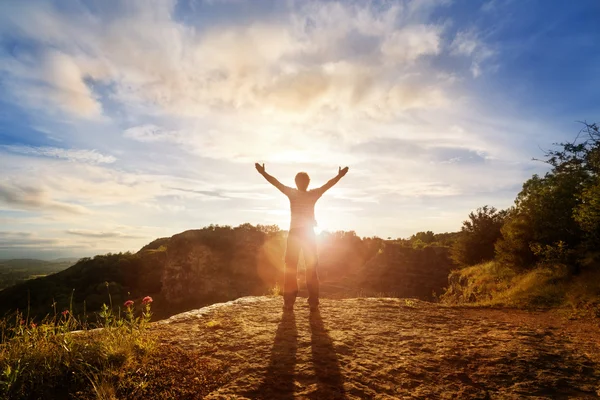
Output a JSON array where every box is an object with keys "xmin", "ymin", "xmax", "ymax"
[
  {"xmin": 0, "ymin": 0, "xmax": 562, "ymax": 257},
  {"xmin": 123, "ymin": 125, "xmax": 183, "ymax": 144},
  {"xmin": 66, "ymin": 229, "xmax": 143, "ymax": 239},
  {"xmin": 41, "ymin": 51, "xmax": 103, "ymax": 117},
  {"xmin": 0, "ymin": 0, "xmax": 459, "ymax": 120},
  {"xmin": 0, "ymin": 181, "xmax": 89, "ymax": 215},
  {"xmin": 381, "ymin": 24, "xmax": 441, "ymax": 63},
  {"xmin": 0, "ymin": 231, "xmax": 60, "ymax": 247},
  {"xmin": 2, "ymin": 145, "xmax": 116, "ymax": 164},
  {"xmin": 451, "ymin": 30, "xmax": 496, "ymax": 78}
]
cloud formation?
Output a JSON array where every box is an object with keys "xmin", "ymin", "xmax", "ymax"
[
  {"xmin": 0, "ymin": 0, "xmax": 462, "ymax": 120},
  {"xmin": 2, "ymin": 146, "xmax": 116, "ymax": 164},
  {"xmin": 0, "ymin": 0, "xmax": 579, "ymax": 258},
  {"xmin": 0, "ymin": 0, "xmax": 510, "ymax": 167},
  {"xmin": 66, "ymin": 229, "xmax": 143, "ymax": 239},
  {"xmin": 0, "ymin": 231, "xmax": 60, "ymax": 248},
  {"xmin": 451, "ymin": 30, "xmax": 495, "ymax": 78},
  {"xmin": 0, "ymin": 182, "xmax": 88, "ymax": 214}
]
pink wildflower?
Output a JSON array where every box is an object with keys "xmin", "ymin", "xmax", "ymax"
[
  {"xmin": 124, "ymin": 300, "xmax": 134, "ymax": 308},
  {"xmin": 142, "ymin": 296, "xmax": 153, "ymax": 305},
  {"xmin": 19, "ymin": 319, "xmax": 25, "ymax": 325},
  {"xmin": 30, "ymin": 323, "xmax": 37, "ymax": 328},
  {"xmin": 62, "ymin": 310, "xmax": 69, "ymax": 317}
]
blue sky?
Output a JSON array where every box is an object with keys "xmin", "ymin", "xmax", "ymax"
[{"xmin": 0, "ymin": 0, "xmax": 599, "ymax": 259}]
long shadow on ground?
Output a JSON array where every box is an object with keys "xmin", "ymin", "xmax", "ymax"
[
  {"xmin": 310, "ymin": 311, "xmax": 346, "ymax": 400},
  {"xmin": 249, "ymin": 311, "xmax": 297, "ymax": 399}
]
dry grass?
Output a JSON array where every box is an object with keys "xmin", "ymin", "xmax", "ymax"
[
  {"xmin": 0, "ymin": 299, "xmax": 157, "ymax": 399},
  {"xmin": 441, "ymin": 261, "xmax": 600, "ymax": 316}
]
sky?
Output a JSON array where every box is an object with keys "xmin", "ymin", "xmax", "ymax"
[{"xmin": 0, "ymin": 0, "xmax": 599, "ymax": 259}]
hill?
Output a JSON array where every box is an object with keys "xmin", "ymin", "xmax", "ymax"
[
  {"xmin": 0, "ymin": 225, "xmax": 455, "ymax": 321},
  {"xmin": 143, "ymin": 296, "xmax": 600, "ymax": 398}
]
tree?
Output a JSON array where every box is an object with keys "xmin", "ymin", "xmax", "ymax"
[
  {"xmin": 569, "ymin": 123, "xmax": 600, "ymax": 245},
  {"xmin": 410, "ymin": 231, "xmax": 436, "ymax": 244},
  {"xmin": 451, "ymin": 206, "xmax": 507, "ymax": 267},
  {"xmin": 496, "ymin": 122, "xmax": 600, "ymax": 271},
  {"xmin": 574, "ymin": 179, "xmax": 600, "ymax": 243}
]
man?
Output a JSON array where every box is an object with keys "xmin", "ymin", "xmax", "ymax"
[{"xmin": 255, "ymin": 163, "xmax": 349, "ymax": 312}]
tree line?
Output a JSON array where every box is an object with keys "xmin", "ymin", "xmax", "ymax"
[{"xmin": 450, "ymin": 122, "xmax": 600, "ymax": 273}]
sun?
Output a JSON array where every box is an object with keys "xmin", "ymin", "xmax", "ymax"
[{"xmin": 314, "ymin": 225, "xmax": 323, "ymax": 235}]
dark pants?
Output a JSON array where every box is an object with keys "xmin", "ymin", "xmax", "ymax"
[{"xmin": 284, "ymin": 227, "xmax": 319, "ymax": 307}]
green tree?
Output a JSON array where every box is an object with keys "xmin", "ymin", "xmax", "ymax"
[
  {"xmin": 570, "ymin": 123, "xmax": 600, "ymax": 245},
  {"xmin": 574, "ymin": 179, "xmax": 600, "ymax": 243},
  {"xmin": 451, "ymin": 206, "xmax": 507, "ymax": 267},
  {"xmin": 410, "ymin": 231, "xmax": 436, "ymax": 244},
  {"xmin": 496, "ymin": 122, "xmax": 599, "ymax": 270}
]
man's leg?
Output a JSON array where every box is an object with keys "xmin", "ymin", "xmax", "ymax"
[
  {"xmin": 283, "ymin": 230, "xmax": 300, "ymax": 309},
  {"xmin": 303, "ymin": 228, "xmax": 320, "ymax": 309}
]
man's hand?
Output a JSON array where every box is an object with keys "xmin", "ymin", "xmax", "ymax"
[
  {"xmin": 255, "ymin": 163, "xmax": 266, "ymax": 175},
  {"xmin": 338, "ymin": 166, "xmax": 349, "ymax": 177}
]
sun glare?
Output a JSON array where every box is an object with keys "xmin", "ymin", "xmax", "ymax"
[{"xmin": 314, "ymin": 226, "xmax": 323, "ymax": 235}]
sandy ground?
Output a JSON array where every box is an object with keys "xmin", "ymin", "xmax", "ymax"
[{"xmin": 150, "ymin": 297, "xmax": 600, "ymax": 399}]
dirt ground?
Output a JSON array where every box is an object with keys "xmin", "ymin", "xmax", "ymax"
[{"xmin": 150, "ymin": 296, "xmax": 600, "ymax": 399}]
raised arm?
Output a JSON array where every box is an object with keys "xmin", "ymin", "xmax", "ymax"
[
  {"xmin": 255, "ymin": 163, "xmax": 290, "ymax": 194},
  {"xmin": 316, "ymin": 166, "xmax": 349, "ymax": 195}
]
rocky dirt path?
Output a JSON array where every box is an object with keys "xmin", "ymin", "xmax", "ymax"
[{"xmin": 150, "ymin": 297, "xmax": 600, "ymax": 399}]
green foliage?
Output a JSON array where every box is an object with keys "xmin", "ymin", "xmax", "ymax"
[
  {"xmin": 574, "ymin": 177, "xmax": 600, "ymax": 244},
  {"xmin": 495, "ymin": 122, "xmax": 600, "ymax": 271},
  {"xmin": 410, "ymin": 231, "xmax": 436, "ymax": 244},
  {"xmin": 494, "ymin": 210, "xmax": 537, "ymax": 270},
  {"xmin": 0, "ymin": 296, "xmax": 155, "ymax": 399},
  {"xmin": 0, "ymin": 250, "xmax": 163, "ymax": 322},
  {"xmin": 450, "ymin": 206, "xmax": 506, "ymax": 267},
  {"xmin": 401, "ymin": 231, "xmax": 460, "ymax": 249},
  {"xmin": 443, "ymin": 122, "xmax": 600, "ymax": 310}
]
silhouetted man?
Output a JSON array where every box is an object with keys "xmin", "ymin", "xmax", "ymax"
[{"xmin": 255, "ymin": 163, "xmax": 349, "ymax": 312}]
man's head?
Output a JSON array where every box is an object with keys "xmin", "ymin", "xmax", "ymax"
[{"xmin": 295, "ymin": 172, "xmax": 310, "ymax": 191}]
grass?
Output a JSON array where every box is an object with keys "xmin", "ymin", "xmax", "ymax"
[
  {"xmin": 268, "ymin": 282, "xmax": 282, "ymax": 297},
  {"xmin": 0, "ymin": 295, "xmax": 156, "ymax": 399},
  {"xmin": 403, "ymin": 299, "xmax": 416, "ymax": 307},
  {"xmin": 441, "ymin": 261, "xmax": 600, "ymax": 315}
]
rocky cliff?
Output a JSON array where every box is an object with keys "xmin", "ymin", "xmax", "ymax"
[{"xmin": 0, "ymin": 225, "xmax": 454, "ymax": 321}]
